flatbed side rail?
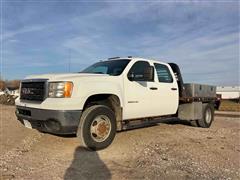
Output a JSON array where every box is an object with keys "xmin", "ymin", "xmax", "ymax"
[{"xmin": 179, "ymin": 96, "xmax": 216, "ymax": 103}]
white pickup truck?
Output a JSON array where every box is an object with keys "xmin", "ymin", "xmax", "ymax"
[{"xmin": 15, "ymin": 57, "xmax": 216, "ymax": 150}]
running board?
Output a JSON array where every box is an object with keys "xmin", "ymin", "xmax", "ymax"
[{"xmin": 122, "ymin": 116, "xmax": 175, "ymax": 130}]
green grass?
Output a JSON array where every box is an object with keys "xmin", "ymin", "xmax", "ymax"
[{"xmin": 219, "ymin": 99, "xmax": 240, "ymax": 112}]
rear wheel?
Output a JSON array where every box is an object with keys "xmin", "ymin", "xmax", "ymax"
[
  {"xmin": 198, "ymin": 103, "xmax": 214, "ymax": 128},
  {"xmin": 77, "ymin": 105, "xmax": 116, "ymax": 150},
  {"xmin": 190, "ymin": 120, "xmax": 199, "ymax": 127}
]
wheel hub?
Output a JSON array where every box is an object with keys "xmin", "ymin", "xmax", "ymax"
[
  {"xmin": 90, "ymin": 115, "xmax": 111, "ymax": 142},
  {"xmin": 205, "ymin": 108, "xmax": 212, "ymax": 124},
  {"xmin": 97, "ymin": 122, "xmax": 107, "ymax": 134}
]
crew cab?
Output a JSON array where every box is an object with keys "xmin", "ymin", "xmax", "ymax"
[{"xmin": 15, "ymin": 57, "xmax": 216, "ymax": 150}]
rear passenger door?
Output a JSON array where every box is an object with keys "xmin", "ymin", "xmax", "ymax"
[{"xmin": 153, "ymin": 63, "xmax": 179, "ymax": 116}]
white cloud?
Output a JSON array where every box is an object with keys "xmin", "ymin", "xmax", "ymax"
[{"xmin": 1, "ymin": 24, "xmax": 47, "ymax": 41}]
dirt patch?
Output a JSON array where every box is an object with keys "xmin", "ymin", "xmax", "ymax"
[{"xmin": 0, "ymin": 105, "xmax": 239, "ymax": 179}]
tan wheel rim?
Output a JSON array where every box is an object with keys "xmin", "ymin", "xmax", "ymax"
[{"xmin": 90, "ymin": 115, "xmax": 111, "ymax": 142}]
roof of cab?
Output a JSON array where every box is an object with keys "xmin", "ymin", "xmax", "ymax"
[{"xmin": 106, "ymin": 56, "xmax": 168, "ymax": 66}]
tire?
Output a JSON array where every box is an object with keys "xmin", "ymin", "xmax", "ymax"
[
  {"xmin": 190, "ymin": 120, "xmax": 199, "ymax": 127},
  {"xmin": 77, "ymin": 105, "xmax": 116, "ymax": 151},
  {"xmin": 198, "ymin": 103, "xmax": 214, "ymax": 128}
]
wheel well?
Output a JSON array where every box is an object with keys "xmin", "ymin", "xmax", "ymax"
[{"xmin": 83, "ymin": 94, "xmax": 122, "ymax": 130}]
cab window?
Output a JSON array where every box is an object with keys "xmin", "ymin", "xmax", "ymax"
[
  {"xmin": 154, "ymin": 63, "xmax": 173, "ymax": 83},
  {"xmin": 128, "ymin": 61, "xmax": 151, "ymax": 81}
]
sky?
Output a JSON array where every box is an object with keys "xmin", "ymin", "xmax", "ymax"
[{"xmin": 1, "ymin": 0, "xmax": 239, "ymax": 86}]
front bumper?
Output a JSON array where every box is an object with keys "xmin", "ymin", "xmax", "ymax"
[{"xmin": 15, "ymin": 106, "xmax": 82, "ymax": 134}]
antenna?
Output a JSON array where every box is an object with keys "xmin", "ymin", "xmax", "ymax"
[{"xmin": 68, "ymin": 49, "xmax": 71, "ymax": 72}]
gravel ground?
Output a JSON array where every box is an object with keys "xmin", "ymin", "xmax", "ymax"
[
  {"xmin": 0, "ymin": 95, "xmax": 16, "ymax": 106},
  {"xmin": 0, "ymin": 105, "xmax": 239, "ymax": 180}
]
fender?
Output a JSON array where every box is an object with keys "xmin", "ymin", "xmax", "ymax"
[{"xmin": 76, "ymin": 79, "xmax": 124, "ymax": 109}]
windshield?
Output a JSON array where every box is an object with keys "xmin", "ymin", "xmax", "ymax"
[{"xmin": 81, "ymin": 59, "xmax": 130, "ymax": 76}]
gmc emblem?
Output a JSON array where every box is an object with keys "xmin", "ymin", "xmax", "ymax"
[{"xmin": 21, "ymin": 88, "xmax": 33, "ymax": 95}]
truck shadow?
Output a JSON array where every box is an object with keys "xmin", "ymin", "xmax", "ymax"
[
  {"xmin": 159, "ymin": 118, "xmax": 191, "ymax": 126},
  {"xmin": 64, "ymin": 146, "xmax": 111, "ymax": 180}
]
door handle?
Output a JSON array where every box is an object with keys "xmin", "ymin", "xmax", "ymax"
[
  {"xmin": 150, "ymin": 87, "xmax": 158, "ymax": 90},
  {"xmin": 171, "ymin": 88, "xmax": 177, "ymax": 91}
]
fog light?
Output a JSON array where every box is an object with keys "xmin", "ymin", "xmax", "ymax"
[{"xmin": 44, "ymin": 119, "xmax": 61, "ymax": 131}]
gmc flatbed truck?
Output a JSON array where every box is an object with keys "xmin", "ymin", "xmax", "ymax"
[{"xmin": 15, "ymin": 57, "xmax": 216, "ymax": 150}]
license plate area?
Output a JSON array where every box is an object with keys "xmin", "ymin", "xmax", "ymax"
[
  {"xmin": 23, "ymin": 119, "xmax": 32, "ymax": 129},
  {"xmin": 18, "ymin": 109, "xmax": 31, "ymax": 116}
]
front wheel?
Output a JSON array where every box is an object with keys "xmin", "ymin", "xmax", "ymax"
[{"xmin": 77, "ymin": 105, "xmax": 116, "ymax": 150}]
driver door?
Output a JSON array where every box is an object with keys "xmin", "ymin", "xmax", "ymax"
[{"xmin": 123, "ymin": 61, "xmax": 157, "ymax": 120}]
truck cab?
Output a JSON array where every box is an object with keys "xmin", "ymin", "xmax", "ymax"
[{"xmin": 15, "ymin": 57, "xmax": 216, "ymax": 150}]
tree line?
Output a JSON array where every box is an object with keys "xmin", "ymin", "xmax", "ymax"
[{"xmin": 0, "ymin": 80, "xmax": 21, "ymax": 90}]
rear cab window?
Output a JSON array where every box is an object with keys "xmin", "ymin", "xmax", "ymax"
[{"xmin": 154, "ymin": 63, "xmax": 173, "ymax": 83}]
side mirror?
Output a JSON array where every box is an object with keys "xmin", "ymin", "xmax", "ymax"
[
  {"xmin": 128, "ymin": 72, "xmax": 135, "ymax": 81},
  {"xmin": 143, "ymin": 66, "xmax": 154, "ymax": 81}
]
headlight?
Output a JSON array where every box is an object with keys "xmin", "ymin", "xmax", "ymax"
[{"xmin": 48, "ymin": 82, "xmax": 73, "ymax": 98}]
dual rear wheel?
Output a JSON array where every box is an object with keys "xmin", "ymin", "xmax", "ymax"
[{"xmin": 190, "ymin": 103, "xmax": 214, "ymax": 128}]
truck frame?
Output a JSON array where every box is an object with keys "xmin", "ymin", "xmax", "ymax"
[{"xmin": 15, "ymin": 57, "xmax": 216, "ymax": 150}]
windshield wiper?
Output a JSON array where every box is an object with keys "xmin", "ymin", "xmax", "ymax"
[
  {"xmin": 79, "ymin": 72, "xmax": 105, "ymax": 74},
  {"xmin": 89, "ymin": 72, "xmax": 105, "ymax": 74}
]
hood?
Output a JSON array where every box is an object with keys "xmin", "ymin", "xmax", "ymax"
[{"xmin": 25, "ymin": 73, "xmax": 109, "ymax": 81}]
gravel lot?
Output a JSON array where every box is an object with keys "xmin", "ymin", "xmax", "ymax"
[{"xmin": 0, "ymin": 105, "xmax": 239, "ymax": 180}]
